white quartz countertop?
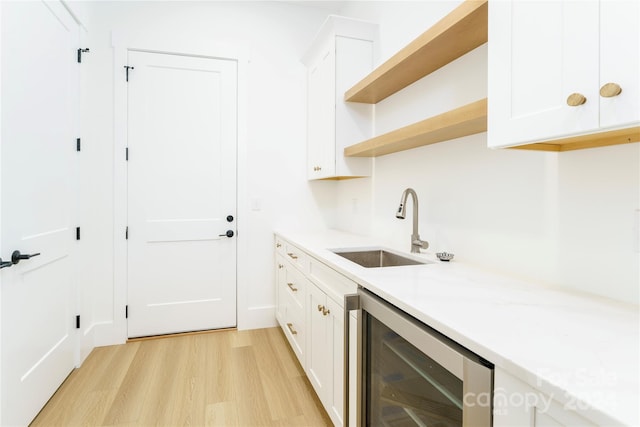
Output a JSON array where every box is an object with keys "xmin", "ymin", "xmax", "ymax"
[{"xmin": 275, "ymin": 229, "xmax": 640, "ymax": 426}]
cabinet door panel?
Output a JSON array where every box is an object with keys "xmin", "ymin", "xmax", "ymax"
[
  {"xmin": 307, "ymin": 40, "xmax": 336, "ymax": 179},
  {"xmin": 494, "ymin": 368, "xmax": 598, "ymax": 427},
  {"xmin": 306, "ymin": 284, "xmax": 329, "ymax": 400},
  {"xmin": 488, "ymin": 0, "xmax": 599, "ymax": 148},
  {"xmin": 334, "ymin": 36, "xmax": 373, "ymax": 178},
  {"xmin": 327, "ymin": 297, "xmax": 345, "ymax": 426},
  {"xmin": 599, "ymin": 0, "xmax": 640, "ymax": 128}
]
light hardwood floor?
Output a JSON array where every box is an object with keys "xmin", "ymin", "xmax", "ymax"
[{"xmin": 31, "ymin": 327, "xmax": 332, "ymax": 426}]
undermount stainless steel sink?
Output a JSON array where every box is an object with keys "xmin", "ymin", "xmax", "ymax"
[{"xmin": 332, "ymin": 248, "xmax": 429, "ymax": 268}]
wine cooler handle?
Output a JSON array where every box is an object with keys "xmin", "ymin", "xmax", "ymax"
[{"xmin": 344, "ymin": 293, "xmax": 360, "ymax": 427}]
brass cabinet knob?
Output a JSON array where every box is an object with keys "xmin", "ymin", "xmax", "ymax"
[
  {"xmin": 317, "ymin": 304, "xmax": 323, "ymax": 312},
  {"xmin": 278, "ymin": 264, "xmax": 283, "ymax": 269},
  {"xmin": 287, "ymin": 282, "xmax": 298, "ymax": 292},
  {"xmin": 600, "ymin": 82, "xmax": 622, "ymax": 98},
  {"xmin": 322, "ymin": 307, "xmax": 330, "ymax": 316},
  {"xmin": 566, "ymin": 93, "xmax": 587, "ymax": 106},
  {"xmin": 276, "ymin": 243, "xmax": 281, "ymax": 248},
  {"xmin": 313, "ymin": 166, "xmax": 322, "ymax": 171}
]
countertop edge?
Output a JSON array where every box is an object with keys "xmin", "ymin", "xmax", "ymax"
[{"xmin": 274, "ymin": 229, "xmax": 639, "ymax": 427}]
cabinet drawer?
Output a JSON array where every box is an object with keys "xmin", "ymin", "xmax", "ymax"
[
  {"xmin": 285, "ymin": 265, "xmax": 306, "ymax": 310},
  {"xmin": 283, "ymin": 287, "xmax": 306, "ymax": 366},
  {"xmin": 285, "ymin": 243, "xmax": 309, "ymax": 272},
  {"xmin": 275, "ymin": 236, "xmax": 285, "ymax": 255},
  {"xmin": 309, "ymin": 258, "xmax": 358, "ymax": 307}
]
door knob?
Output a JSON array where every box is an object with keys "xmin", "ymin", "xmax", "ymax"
[
  {"xmin": 0, "ymin": 259, "xmax": 12, "ymax": 269},
  {"xmin": 219, "ymin": 230, "xmax": 234, "ymax": 238},
  {"xmin": 11, "ymin": 250, "xmax": 41, "ymax": 265},
  {"xmin": 226, "ymin": 215, "xmax": 234, "ymax": 222}
]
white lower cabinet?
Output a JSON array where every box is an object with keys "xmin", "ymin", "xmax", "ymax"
[
  {"xmin": 307, "ymin": 283, "xmax": 345, "ymax": 426},
  {"xmin": 493, "ymin": 368, "xmax": 597, "ymax": 427},
  {"xmin": 275, "ymin": 235, "xmax": 357, "ymax": 426},
  {"xmin": 275, "ymin": 243, "xmax": 307, "ymax": 365}
]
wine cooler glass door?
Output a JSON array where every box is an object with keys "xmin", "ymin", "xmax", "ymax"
[{"xmin": 366, "ymin": 313, "xmax": 463, "ymax": 426}]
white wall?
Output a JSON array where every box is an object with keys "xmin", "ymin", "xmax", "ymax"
[
  {"xmin": 74, "ymin": 0, "xmax": 638, "ymax": 349},
  {"xmin": 74, "ymin": 0, "xmax": 341, "ymax": 345},
  {"xmin": 334, "ymin": 1, "xmax": 640, "ymax": 305}
]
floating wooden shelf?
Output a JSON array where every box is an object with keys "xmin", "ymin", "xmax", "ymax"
[
  {"xmin": 509, "ymin": 126, "xmax": 640, "ymax": 152},
  {"xmin": 344, "ymin": 99, "xmax": 487, "ymax": 157},
  {"xmin": 344, "ymin": 0, "xmax": 488, "ymax": 104}
]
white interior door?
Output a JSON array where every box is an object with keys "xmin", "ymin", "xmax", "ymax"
[
  {"xmin": 0, "ymin": 1, "xmax": 79, "ymax": 425},
  {"xmin": 127, "ymin": 50, "xmax": 237, "ymax": 338}
]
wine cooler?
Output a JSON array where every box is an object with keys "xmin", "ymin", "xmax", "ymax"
[{"xmin": 345, "ymin": 288, "xmax": 494, "ymax": 427}]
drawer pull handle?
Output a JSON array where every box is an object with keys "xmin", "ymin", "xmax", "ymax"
[
  {"xmin": 287, "ymin": 253, "xmax": 298, "ymax": 260},
  {"xmin": 287, "ymin": 282, "xmax": 298, "ymax": 292},
  {"xmin": 278, "ymin": 264, "xmax": 284, "ymax": 269},
  {"xmin": 286, "ymin": 323, "xmax": 297, "ymax": 335},
  {"xmin": 566, "ymin": 93, "xmax": 586, "ymax": 106},
  {"xmin": 276, "ymin": 243, "xmax": 282, "ymax": 248}
]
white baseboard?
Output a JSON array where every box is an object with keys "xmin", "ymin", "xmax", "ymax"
[
  {"xmin": 86, "ymin": 306, "xmax": 275, "ymax": 348},
  {"xmin": 92, "ymin": 320, "xmax": 127, "ymax": 347}
]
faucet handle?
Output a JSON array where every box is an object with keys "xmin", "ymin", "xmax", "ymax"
[{"xmin": 412, "ymin": 238, "xmax": 429, "ymax": 252}]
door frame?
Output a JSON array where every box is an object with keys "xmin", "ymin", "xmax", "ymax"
[
  {"xmin": 0, "ymin": 7, "xmax": 4, "ymax": 421},
  {"xmin": 108, "ymin": 32, "xmax": 249, "ymax": 345}
]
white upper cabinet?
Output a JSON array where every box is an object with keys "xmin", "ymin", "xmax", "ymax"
[
  {"xmin": 599, "ymin": 1, "xmax": 640, "ymax": 129},
  {"xmin": 488, "ymin": 0, "xmax": 640, "ymax": 150},
  {"xmin": 302, "ymin": 16, "xmax": 376, "ymax": 180}
]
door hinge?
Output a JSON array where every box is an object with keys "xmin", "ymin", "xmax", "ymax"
[
  {"xmin": 125, "ymin": 147, "xmax": 129, "ymax": 161},
  {"xmin": 124, "ymin": 65, "xmax": 135, "ymax": 82},
  {"xmin": 75, "ymin": 315, "xmax": 81, "ymax": 329},
  {"xmin": 125, "ymin": 305, "xmax": 129, "ymax": 319},
  {"xmin": 76, "ymin": 227, "xmax": 81, "ymax": 241},
  {"xmin": 77, "ymin": 48, "xmax": 90, "ymax": 63},
  {"xmin": 125, "ymin": 226, "xmax": 129, "ymax": 240},
  {"xmin": 76, "ymin": 138, "xmax": 81, "ymax": 152}
]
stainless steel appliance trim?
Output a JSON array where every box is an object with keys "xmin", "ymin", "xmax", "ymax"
[
  {"xmin": 356, "ymin": 288, "xmax": 493, "ymax": 427},
  {"xmin": 359, "ymin": 289, "xmax": 464, "ymax": 379},
  {"xmin": 343, "ymin": 293, "xmax": 360, "ymax": 427},
  {"xmin": 462, "ymin": 358, "xmax": 494, "ymax": 426}
]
